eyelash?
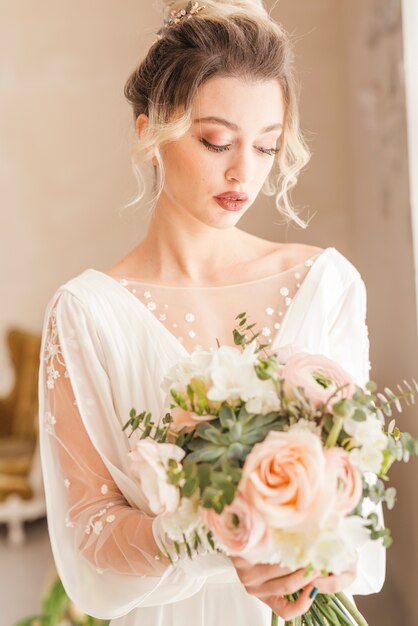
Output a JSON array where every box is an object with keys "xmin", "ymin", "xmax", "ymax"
[{"xmin": 199, "ymin": 138, "xmax": 280, "ymax": 156}]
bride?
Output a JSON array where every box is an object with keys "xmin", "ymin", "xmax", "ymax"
[{"xmin": 38, "ymin": 1, "xmax": 385, "ymax": 624}]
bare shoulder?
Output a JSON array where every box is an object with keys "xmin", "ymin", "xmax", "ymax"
[
  {"xmin": 104, "ymin": 246, "xmax": 147, "ymax": 279},
  {"xmin": 277, "ymin": 242, "xmax": 324, "ymax": 269},
  {"xmin": 242, "ymin": 233, "xmax": 324, "ymax": 273}
]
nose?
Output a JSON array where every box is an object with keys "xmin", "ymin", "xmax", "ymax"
[{"xmin": 225, "ymin": 147, "xmax": 256, "ymax": 185}]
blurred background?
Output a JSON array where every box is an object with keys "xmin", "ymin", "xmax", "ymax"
[{"xmin": 1, "ymin": 0, "xmax": 417, "ymax": 624}]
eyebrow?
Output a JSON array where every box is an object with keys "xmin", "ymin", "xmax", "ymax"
[{"xmin": 193, "ymin": 116, "xmax": 283, "ymax": 133}]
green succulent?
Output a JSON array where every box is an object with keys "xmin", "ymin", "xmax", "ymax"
[
  {"xmin": 186, "ymin": 404, "xmax": 285, "ymax": 467},
  {"xmin": 171, "ymin": 404, "xmax": 287, "ymax": 514}
]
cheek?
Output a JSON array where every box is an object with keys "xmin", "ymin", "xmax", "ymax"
[{"xmin": 163, "ymin": 142, "xmax": 211, "ymax": 183}]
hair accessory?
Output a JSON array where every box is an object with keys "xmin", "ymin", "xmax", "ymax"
[{"xmin": 157, "ymin": 2, "xmax": 206, "ymax": 37}]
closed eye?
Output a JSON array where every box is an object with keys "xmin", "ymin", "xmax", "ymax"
[{"xmin": 199, "ymin": 138, "xmax": 280, "ymax": 157}]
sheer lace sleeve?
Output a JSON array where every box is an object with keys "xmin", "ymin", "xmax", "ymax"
[
  {"xmin": 327, "ymin": 274, "xmax": 386, "ymax": 595},
  {"xmin": 39, "ymin": 290, "xmax": 220, "ymax": 619},
  {"xmin": 43, "ymin": 298, "xmax": 169, "ymax": 577}
]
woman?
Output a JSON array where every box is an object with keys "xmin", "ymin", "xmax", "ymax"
[{"xmin": 38, "ymin": 1, "xmax": 386, "ymax": 624}]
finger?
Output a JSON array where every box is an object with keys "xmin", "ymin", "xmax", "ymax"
[
  {"xmin": 267, "ymin": 583, "xmax": 318, "ymax": 621},
  {"xmin": 248, "ymin": 568, "xmax": 320, "ymax": 598},
  {"xmin": 238, "ymin": 562, "xmax": 294, "ymax": 587},
  {"xmin": 314, "ymin": 567, "xmax": 357, "ymax": 595},
  {"xmin": 230, "ymin": 556, "xmax": 293, "ymax": 586}
]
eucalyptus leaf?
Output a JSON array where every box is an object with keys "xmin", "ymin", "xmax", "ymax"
[
  {"xmin": 352, "ymin": 408, "xmax": 366, "ymax": 422},
  {"xmin": 332, "ymin": 399, "xmax": 353, "ymax": 417}
]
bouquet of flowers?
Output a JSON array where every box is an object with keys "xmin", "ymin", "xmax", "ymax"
[{"xmin": 123, "ymin": 313, "xmax": 418, "ymax": 626}]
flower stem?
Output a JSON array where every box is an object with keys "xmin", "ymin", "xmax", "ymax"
[
  {"xmin": 315, "ymin": 597, "xmax": 340, "ymax": 625},
  {"xmin": 334, "ymin": 594, "xmax": 370, "ymax": 626},
  {"xmin": 326, "ymin": 595, "xmax": 357, "ymax": 626},
  {"xmin": 325, "ymin": 416, "xmax": 344, "ymax": 448},
  {"xmin": 309, "ymin": 604, "xmax": 327, "ymax": 626},
  {"xmin": 302, "ymin": 611, "xmax": 314, "ymax": 626},
  {"xmin": 272, "ymin": 612, "xmax": 279, "ymax": 626}
]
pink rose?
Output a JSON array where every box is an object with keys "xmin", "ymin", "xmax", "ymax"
[
  {"xmin": 201, "ymin": 491, "xmax": 268, "ymax": 555},
  {"xmin": 170, "ymin": 406, "xmax": 218, "ymax": 432},
  {"xmin": 325, "ymin": 447, "xmax": 363, "ymax": 516},
  {"xmin": 276, "ymin": 343, "xmax": 307, "ymax": 364},
  {"xmin": 128, "ymin": 438, "xmax": 185, "ymax": 516},
  {"xmin": 240, "ymin": 430, "xmax": 333, "ymax": 531},
  {"xmin": 281, "ymin": 353, "xmax": 356, "ymax": 410}
]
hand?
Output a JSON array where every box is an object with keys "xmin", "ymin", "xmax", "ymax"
[
  {"xmin": 231, "ymin": 556, "xmax": 358, "ymax": 621},
  {"xmin": 312, "ymin": 561, "xmax": 358, "ymax": 595},
  {"xmin": 231, "ymin": 556, "xmax": 320, "ymax": 621}
]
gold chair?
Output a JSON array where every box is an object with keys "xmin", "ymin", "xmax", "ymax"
[{"xmin": 0, "ymin": 327, "xmax": 45, "ymax": 545}]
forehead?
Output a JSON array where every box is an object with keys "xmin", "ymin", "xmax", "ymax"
[{"xmin": 192, "ymin": 76, "xmax": 285, "ymax": 131}]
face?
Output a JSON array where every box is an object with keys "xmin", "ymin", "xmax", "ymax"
[{"xmin": 140, "ymin": 76, "xmax": 285, "ymax": 229}]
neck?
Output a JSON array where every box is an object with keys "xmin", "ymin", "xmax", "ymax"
[{"xmin": 135, "ymin": 201, "xmax": 248, "ymax": 284}]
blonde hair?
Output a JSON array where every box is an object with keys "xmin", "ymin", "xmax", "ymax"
[{"xmin": 123, "ymin": 0, "xmax": 311, "ymax": 228}]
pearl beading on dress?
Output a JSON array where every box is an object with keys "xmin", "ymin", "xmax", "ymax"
[{"xmin": 112, "ymin": 255, "xmax": 320, "ymax": 354}]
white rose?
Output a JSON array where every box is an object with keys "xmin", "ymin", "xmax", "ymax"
[
  {"xmin": 349, "ymin": 446, "xmax": 384, "ymax": 474},
  {"xmin": 245, "ymin": 379, "xmax": 281, "ymax": 413},
  {"xmin": 267, "ymin": 528, "xmax": 314, "ymax": 570},
  {"xmin": 344, "ymin": 415, "xmax": 387, "ymax": 449},
  {"xmin": 309, "ymin": 516, "xmax": 370, "ymax": 575},
  {"xmin": 161, "ymin": 350, "xmax": 213, "ymax": 397},
  {"xmin": 154, "ymin": 492, "xmax": 203, "ymax": 543},
  {"xmin": 128, "ymin": 438, "xmax": 185, "ymax": 516},
  {"xmin": 344, "ymin": 416, "xmax": 387, "ymax": 473},
  {"xmin": 206, "ymin": 342, "xmax": 261, "ymax": 402},
  {"xmin": 288, "ymin": 419, "xmax": 322, "ymax": 436}
]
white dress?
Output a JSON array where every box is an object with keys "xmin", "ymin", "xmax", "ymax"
[{"xmin": 38, "ymin": 246, "xmax": 386, "ymax": 625}]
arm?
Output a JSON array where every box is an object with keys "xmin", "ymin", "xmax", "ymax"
[
  {"xmin": 39, "ymin": 290, "xmax": 211, "ymax": 618},
  {"xmin": 326, "ymin": 275, "xmax": 386, "ymax": 595},
  {"xmin": 42, "ymin": 295, "xmax": 170, "ymax": 576}
]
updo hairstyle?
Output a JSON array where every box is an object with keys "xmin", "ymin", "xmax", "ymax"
[{"xmin": 124, "ymin": 0, "xmax": 311, "ymax": 228}]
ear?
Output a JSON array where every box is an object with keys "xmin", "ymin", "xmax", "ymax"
[{"xmin": 135, "ymin": 113, "xmax": 158, "ymax": 167}]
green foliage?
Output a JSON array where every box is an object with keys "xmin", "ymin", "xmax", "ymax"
[
  {"xmin": 365, "ymin": 511, "xmax": 393, "ymax": 548},
  {"xmin": 255, "ymin": 356, "xmax": 279, "ymax": 381},
  {"xmin": 332, "ymin": 399, "xmax": 354, "ymax": 418},
  {"xmin": 375, "ymin": 380, "xmax": 418, "ymax": 414},
  {"xmin": 386, "ymin": 426, "xmax": 418, "ymax": 465},
  {"xmin": 233, "ymin": 312, "xmax": 270, "ymax": 354},
  {"xmin": 186, "ymin": 377, "xmax": 210, "ymax": 414},
  {"xmin": 14, "ymin": 577, "xmax": 110, "ymax": 626},
  {"xmin": 170, "ymin": 389, "xmax": 188, "ymax": 410},
  {"xmin": 185, "ymin": 405, "xmax": 282, "ymax": 471},
  {"xmin": 363, "ymin": 475, "xmax": 397, "ymax": 519},
  {"xmin": 40, "ymin": 580, "xmax": 69, "ymax": 624},
  {"xmin": 283, "ymin": 385, "xmax": 320, "ymax": 423},
  {"xmin": 122, "ymin": 409, "xmax": 173, "ymax": 442}
]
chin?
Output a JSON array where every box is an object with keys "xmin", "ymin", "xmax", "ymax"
[{"xmin": 203, "ymin": 212, "xmax": 245, "ymax": 230}]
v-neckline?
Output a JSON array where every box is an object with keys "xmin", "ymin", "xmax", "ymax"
[{"xmin": 84, "ymin": 247, "xmax": 334, "ymax": 358}]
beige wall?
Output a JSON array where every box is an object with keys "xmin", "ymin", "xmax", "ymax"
[
  {"xmin": 0, "ymin": 1, "xmax": 156, "ymax": 393},
  {"xmin": 1, "ymin": 1, "xmax": 417, "ymax": 623},
  {"xmin": 341, "ymin": 1, "xmax": 418, "ymax": 623}
]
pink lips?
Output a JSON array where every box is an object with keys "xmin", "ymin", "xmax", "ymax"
[
  {"xmin": 214, "ymin": 191, "xmax": 249, "ymax": 212},
  {"xmin": 215, "ymin": 192, "xmax": 249, "ymax": 201}
]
